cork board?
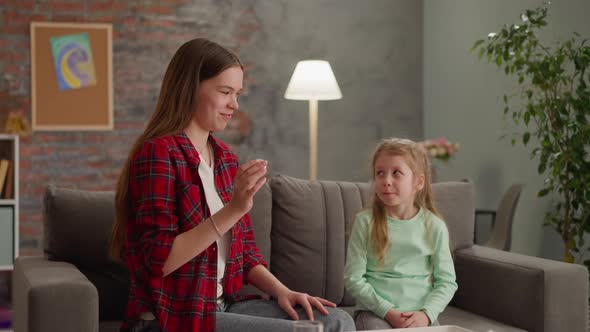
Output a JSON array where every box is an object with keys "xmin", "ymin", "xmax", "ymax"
[{"xmin": 31, "ymin": 22, "xmax": 113, "ymax": 131}]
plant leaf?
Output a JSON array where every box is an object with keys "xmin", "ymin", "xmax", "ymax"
[
  {"xmin": 471, "ymin": 39, "xmax": 485, "ymax": 52},
  {"xmin": 523, "ymin": 132, "xmax": 531, "ymax": 145}
]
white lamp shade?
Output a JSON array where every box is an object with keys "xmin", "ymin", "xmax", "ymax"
[{"xmin": 284, "ymin": 60, "xmax": 342, "ymax": 100}]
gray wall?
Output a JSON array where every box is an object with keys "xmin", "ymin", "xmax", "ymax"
[
  {"xmin": 230, "ymin": 0, "xmax": 423, "ymax": 182},
  {"xmin": 0, "ymin": 0, "xmax": 422, "ymax": 256},
  {"xmin": 423, "ymin": 0, "xmax": 590, "ymax": 259}
]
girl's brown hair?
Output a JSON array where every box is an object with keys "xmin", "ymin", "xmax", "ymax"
[
  {"xmin": 109, "ymin": 38, "xmax": 243, "ymax": 262},
  {"xmin": 370, "ymin": 138, "xmax": 442, "ymax": 265}
]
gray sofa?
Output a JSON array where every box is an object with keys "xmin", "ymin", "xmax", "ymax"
[{"xmin": 12, "ymin": 175, "xmax": 588, "ymax": 332}]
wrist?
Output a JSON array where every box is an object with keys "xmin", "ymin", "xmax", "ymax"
[
  {"xmin": 225, "ymin": 201, "xmax": 247, "ymax": 218},
  {"xmin": 420, "ymin": 309, "xmax": 431, "ymax": 324},
  {"xmin": 271, "ymin": 284, "xmax": 290, "ymax": 299},
  {"xmin": 384, "ymin": 308, "xmax": 398, "ymax": 320}
]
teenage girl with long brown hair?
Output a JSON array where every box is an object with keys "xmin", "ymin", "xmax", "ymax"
[{"xmin": 110, "ymin": 38, "xmax": 354, "ymax": 332}]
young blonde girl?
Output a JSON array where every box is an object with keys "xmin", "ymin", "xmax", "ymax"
[{"xmin": 345, "ymin": 138, "xmax": 457, "ymax": 330}]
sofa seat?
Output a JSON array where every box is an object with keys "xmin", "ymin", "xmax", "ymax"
[
  {"xmin": 339, "ymin": 305, "xmax": 526, "ymax": 332},
  {"xmin": 97, "ymin": 306, "xmax": 527, "ymax": 332},
  {"xmin": 97, "ymin": 308, "xmax": 527, "ymax": 332},
  {"xmin": 440, "ymin": 306, "xmax": 526, "ymax": 332}
]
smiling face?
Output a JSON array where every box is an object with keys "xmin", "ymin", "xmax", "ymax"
[
  {"xmin": 374, "ymin": 153, "xmax": 425, "ymax": 218},
  {"xmin": 193, "ymin": 65, "xmax": 243, "ymax": 133}
]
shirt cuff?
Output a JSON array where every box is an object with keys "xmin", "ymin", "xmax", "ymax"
[
  {"xmin": 375, "ymin": 301, "xmax": 395, "ymax": 319},
  {"xmin": 421, "ymin": 307, "xmax": 436, "ymax": 325}
]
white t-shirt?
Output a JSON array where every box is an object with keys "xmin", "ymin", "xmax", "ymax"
[{"xmin": 197, "ymin": 151, "xmax": 230, "ymax": 303}]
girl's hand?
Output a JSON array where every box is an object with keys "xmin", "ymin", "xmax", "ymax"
[
  {"xmin": 401, "ymin": 311, "xmax": 430, "ymax": 328},
  {"xmin": 228, "ymin": 159, "xmax": 267, "ymax": 215},
  {"xmin": 384, "ymin": 309, "xmax": 407, "ymax": 328},
  {"xmin": 276, "ymin": 289, "xmax": 336, "ymax": 321}
]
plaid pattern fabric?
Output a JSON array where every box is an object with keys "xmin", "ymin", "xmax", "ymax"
[{"xmin": 122, "ymin": 133, "xmax": 267, "ymax": 332}]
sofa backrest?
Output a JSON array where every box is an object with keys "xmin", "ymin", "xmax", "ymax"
[{"xmin": 42, "ymin": 175, "xmax": 475, "ymax": 318}]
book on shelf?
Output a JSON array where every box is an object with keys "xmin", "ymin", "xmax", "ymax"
[
  {"xmin": 2, "ymin": 160, "xmax": 13, "ymax": 199},
  {"xmin": 0, "ymin": 160, "xmax": 8, "ymax": 197}
]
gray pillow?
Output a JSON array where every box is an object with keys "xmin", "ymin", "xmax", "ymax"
[
  {"xmin": 43, "ymin": 185, "xmax": 129, "ymax": 320},
  {"xmin": 432, "ymin": 181, "xmax": 475, "ymax": 251},
  {"xmin": 269, "ymin": 175, "xmax": 371, "ymax": 304},
  {"xmin": 44, "ymin": 185, "xmax": 116, "ymax": 266}
]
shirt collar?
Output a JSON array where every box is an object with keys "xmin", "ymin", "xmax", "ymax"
[{"xmin": 174, "ymin": 132, "xmax": 234, "ymax": 165}]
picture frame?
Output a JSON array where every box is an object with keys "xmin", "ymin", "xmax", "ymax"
[{"xmin": 30, "ymin": 22, "xmax": 113, "ymax": 131}]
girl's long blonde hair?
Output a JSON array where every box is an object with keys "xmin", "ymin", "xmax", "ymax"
[
  {"xmin": 370, "ymin": 138, "xmax": 442, "ymax": 265},
  {"xmin": 109, "ymin": 38, "xmax": 243, "ymax": 262}
]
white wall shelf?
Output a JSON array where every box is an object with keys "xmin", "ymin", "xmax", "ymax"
[{"xmin": 0, "ymin": 135, "xmax": 19, "ymax": 270}]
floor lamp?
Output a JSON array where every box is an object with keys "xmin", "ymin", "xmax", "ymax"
[{"xmin": 284, "ymin": 60, "xmax": 342, "ymax": 180}]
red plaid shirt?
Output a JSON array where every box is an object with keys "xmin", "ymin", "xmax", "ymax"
[{"xmin": 122, "ymin": 133, "xmax": 267, "ymax": 332}]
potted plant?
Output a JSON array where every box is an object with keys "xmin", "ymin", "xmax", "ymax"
[{"xmin": 471, "ymin": 3, "xmax": 590, "ymax": 268}]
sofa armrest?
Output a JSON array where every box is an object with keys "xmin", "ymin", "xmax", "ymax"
[
  {"xmin": 13, "ymin": 256, "xmax": 99, "ymax": 332},
  {"xmin": 453, "ymin": 245, "xmax": 588, "ymax": 332}
]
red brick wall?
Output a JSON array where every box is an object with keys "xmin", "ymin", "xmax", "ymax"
[{"xmin": 0, "ymin": 0, "xmax": 260, "ymax": 255}]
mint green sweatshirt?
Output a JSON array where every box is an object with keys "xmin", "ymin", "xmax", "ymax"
[{"xmin": 344, "ymin": 208, "xmax": 457, "ymax": 323}]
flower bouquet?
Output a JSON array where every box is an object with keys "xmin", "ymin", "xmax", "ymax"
[{"xmin": 418, "ymin": 137, "xmax": 460, "ymax": 162}]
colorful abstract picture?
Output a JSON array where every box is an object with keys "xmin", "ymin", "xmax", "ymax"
[{"xmin": 50, "ymin": 32, "xmax": 97, "ymax": 91}]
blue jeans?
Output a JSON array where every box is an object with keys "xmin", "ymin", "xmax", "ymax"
[
  {"xmin": 217, "ymin": 299, "xmax": 355, "ymax": 332},
  {"xmin": 131, "ymin": 299, "xmax": 355, "ymax": 332}
]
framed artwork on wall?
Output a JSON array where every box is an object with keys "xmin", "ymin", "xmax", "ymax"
[{"xmin": 30, "ymin": 22, "xmax": 113, "ymax": 131}]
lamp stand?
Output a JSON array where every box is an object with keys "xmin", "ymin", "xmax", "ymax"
[{"xmin": 309, "ymin": 99, "xmax": 318, "ymax": 180}]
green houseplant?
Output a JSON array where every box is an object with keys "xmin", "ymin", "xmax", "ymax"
[{"xmin": 472, "ymin": 3, "xmax": 590, "ymax": 268}]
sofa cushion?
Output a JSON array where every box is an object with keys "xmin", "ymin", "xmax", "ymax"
[
  {"xmin": 431, "ymin": 181, "xmax": 475, "ymax": 251},
  {"xmin": 43, "ymin": 185, "xmax": 128, "ymax": 320},
  {"xmin": 44, "ymin": 185, "xmax": 116, "ymax": 267},
  {"xmin": 269, "ymin": 175, "xmax": 371, "ymax": 305},
  {"xmin": 439, "ymin": 306, "xmax": 526, "ymax": 332}
]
